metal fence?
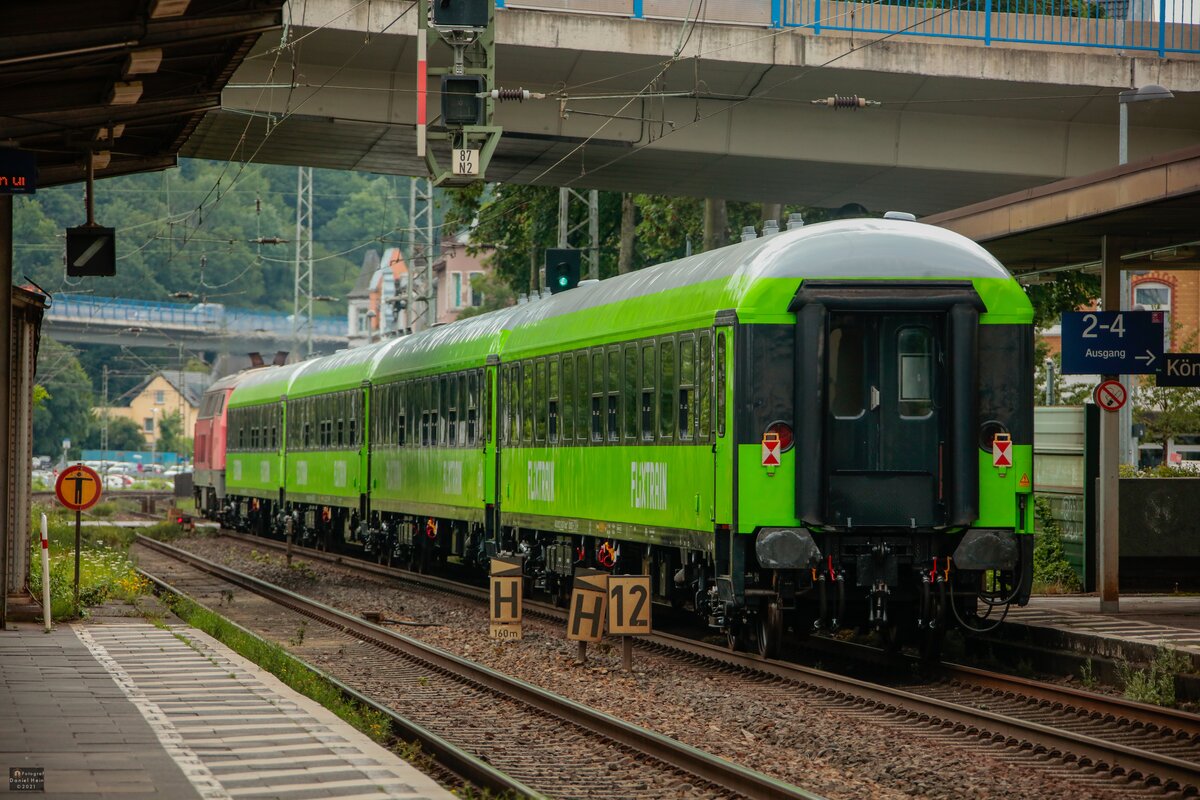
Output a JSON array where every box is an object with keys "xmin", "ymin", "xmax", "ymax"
[
  {"xmin": 49, "ymin": 295, "xmax": 345, "ymax": 338},
  {"xmin": 500, "ymin": 0, "xmax": 1200, "ymax": 54}
]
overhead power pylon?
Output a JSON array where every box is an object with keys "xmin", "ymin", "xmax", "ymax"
[{"xmin": 417, "ymin": 0, "xmax": 501, "ymax": 187}]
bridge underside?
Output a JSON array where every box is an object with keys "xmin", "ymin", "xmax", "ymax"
[{"xmin": 183, "ymin": 4, "xmax": 1200, "ymax": 213}]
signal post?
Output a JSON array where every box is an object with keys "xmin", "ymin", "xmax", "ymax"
[{"xmin": 54, "ymin": 464, "xmax": 103, "ymax": 613}]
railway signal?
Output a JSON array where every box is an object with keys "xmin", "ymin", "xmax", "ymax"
[{"xmin": 545, "ymin": 249, "xmax": 581, "ymax": 294}]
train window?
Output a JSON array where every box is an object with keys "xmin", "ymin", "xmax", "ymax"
[
  {"xmin": 591, "ymin": 351, "xmax": 603, "ymax": 442},
  {"xmin": 337, "ymin": 417, "xmax": 345, "ymax": 447},
  {"xmin": 482, "ymin": 370, "xmax": 491, "ymax": 445},
  {"xmin": 623, "ymin": 345, "xmax": 637, "ymax": 440},
  {"xmin": 448, "ymin": 375, "xmax": 459, "ymax": 448},
  {"xmin": 535, "ymin": 360, "xmax": 547, "ymax": 443},
  {"xmin": 562, "ymin": 356, "xmax": 575, "ymax": 441},
  {"xmin": 575, "ymin": 354, "xmax": 589, "ymax": 441},
  {"xmin": 716, "ymin": 332, "xmax": 727, "ymax": 437},
  {"xmin": 607, "ymin": 350, "xmax": 620, "ymax": 441},
  {"xmin": 698, "ymin": 331, "xmax": 711, "ymax": 440},
  {"xmin": 679, "ymin": 336, "xmax": 695, "ymax": 440},
  {"xmin": 898, "ymin": 327, "xmax": 934, "ymax": 418},
  {"xmin": 659, "ymin": 338, "xmax": 675, "ymax": 439},
  {"xmin": 467, "ymin": 372, "xmax": 478, "ymax": 446},
  {"xmin": 548, "ymin": 358, "xmax": 560, "ymax": 444},
  {"xmin": 641, "ymin": 343, "xmax": 655, "ymax": 441},
  {"xmin": 522, "ymin": 362, "xmax": 534, "ymax": 444},
  {"xmin": 829, "ymin": 325, "xmax": 866, "ymax": 419},
  {"xmin": 504, "ymin": 367, "xmax": 515, "ymax": 445},
  {"xmin": 457, "ymin": 374, "xmax": 466, "ymax": 446},
  {"xmin": 437, "ymin": 377, "xmax": 447, "ymax": 445}
]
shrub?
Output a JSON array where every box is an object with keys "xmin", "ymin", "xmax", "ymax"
[{"xmin": 1032, "ymin": 497, "xmax": 1081, "ymax": 593}]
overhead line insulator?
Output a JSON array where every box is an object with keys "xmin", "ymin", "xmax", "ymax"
[{"xmin": 810, "ymin": 95, "xmax": 881, "ymax": 109}]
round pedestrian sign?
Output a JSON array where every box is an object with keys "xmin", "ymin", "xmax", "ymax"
[
  {"xmin": 54, "ymin": 464, "xmax": 102, "ymax": 511},
  {"xmin": 1094, "ymin": 379, "xmax": 1128, "ymax": 412}
]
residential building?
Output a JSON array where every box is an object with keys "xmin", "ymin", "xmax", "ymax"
[
  {"xmin": 347, "ymin": 249, "xmax": 380, "ymax": 349},
  {"xmin": 431, "ymin": 236, "xmax": 493, "ymax": 325},
  {"xmin": 95, "ymin": 370, "xmax": 211, "ymax": 449}
]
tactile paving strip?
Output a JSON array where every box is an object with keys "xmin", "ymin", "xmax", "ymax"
[{"xmin": 76, "ymin": 623, "xmax": 452, "ymax": 800}]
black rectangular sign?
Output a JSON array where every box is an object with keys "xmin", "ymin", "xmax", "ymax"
[
  {"xmin": 9, "ymin": 766, "xmax": 44, "ymax": 791},
  {"xmin": 66, "ymin": 226, "xmax": 116, "ymax": 277},
  {"xmin": 1156, "ymin": 353, "xmax": 1200, "ymax": 387},
  {"xmin": 0, "ymin": 150, "xmax": 36, "ymax": 194}
]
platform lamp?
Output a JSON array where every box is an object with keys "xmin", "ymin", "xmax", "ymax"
[{"xmin": 1117, "ymin": 84, "xmax": 1174, "ymax": 467}]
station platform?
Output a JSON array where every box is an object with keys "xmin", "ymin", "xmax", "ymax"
[
  {"xmin": 1005, "ymin": 594, "xmax": 1200, "ymax": 671},
  {"xmin": 0, "ymin": 605, "xmax": 452, "ymax": 799}
]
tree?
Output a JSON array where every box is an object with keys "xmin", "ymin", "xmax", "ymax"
[
  {"xmin": 80, "ymin": 416, "xmax": 146, "ymax": 452},
  {"xmin": 33, "ymin": 339, "xmax": 94, "ymax": 457},
  {"xmin": 157, "ymin": 410, "xmax": 187, "ymax": 457},
  {"xmin": 1024, "ymin": 272, "xmax": 1100, "ymax": 330}
]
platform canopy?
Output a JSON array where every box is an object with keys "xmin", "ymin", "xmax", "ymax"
[
  {"xmin": 1, "ymin": 0, "xmax": 285, "ymax": 188},
  {"xmin": 923, "ymin": 144, "xmax": 1200, "ymax": 275}
]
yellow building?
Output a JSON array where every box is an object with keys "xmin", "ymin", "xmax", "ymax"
[{"xmin": 97, "ymin": 371, "xmax": 210, "ymax": 449}]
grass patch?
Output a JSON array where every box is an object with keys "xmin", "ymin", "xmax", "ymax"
[
  {"xmin": 161, "ymin": 592, "xmax": 393, "ymax": 744},
  {"xmin": 27, "ymin": 505, "xmax": 154, "ymax": 619},
  {"xmin": 1117, "ymin": 645, "xmax": 1189, "ymax": 707}
]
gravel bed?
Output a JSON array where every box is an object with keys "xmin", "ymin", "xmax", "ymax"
[{"xmin": 157, "ymin": 534, "xmax": 1133, "ymax": 800}]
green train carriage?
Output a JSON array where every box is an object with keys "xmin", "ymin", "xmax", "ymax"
[
  {"xmin": 363, "ymin": 313, "xmax": 511, "ymax": 568},
  {"xmin": 220, "ymin": 217, "xmax": 1034, "ymax": 657},
  {"xmin": 486, "ymin": 217, "xmax": 1034, "ymax": 654}
]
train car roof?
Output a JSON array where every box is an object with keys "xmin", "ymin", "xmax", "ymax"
[
  {"xmin": 227, "ymin": 362, "xmax": 310, "ymax": 407},
  {"xmin": 368, "ymin": 306, "xmax": 520, "ymax": 381},
  {"xmin": 498, "ymin": 218, "xmax": 1021, "ymax": 354},
  {"xmin": 202, "ymin": 371, "xmax": 247, "ymax": 394},
  {"xmin": 286, "ymin": 340, "xmax": 393, "ymax": 398}
]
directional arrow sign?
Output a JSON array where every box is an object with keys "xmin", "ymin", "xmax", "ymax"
[
  {"xmin": 1061, "ymin": 311, "xmax": 1164, "ymax": 375},
  {"xmin": 66, "ymin": 225, "xmax": 115, "ymax": 277}
]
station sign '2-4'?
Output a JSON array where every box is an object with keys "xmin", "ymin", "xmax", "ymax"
[{"xmin": 1060, "ymin": 311, "xmax": 1164, "ymax": 375}]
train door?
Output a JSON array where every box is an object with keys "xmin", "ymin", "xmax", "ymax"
[
  {"xmin": 712, "ymin": 325, "xmax": 734, "ymax": 527},
  {"xmin": 484, "ymin": 363, "xmax": 499, "ymax": 539},
  {"xmin": 826, "ymin": 312, "xmax": 946, "ymax": 527}
]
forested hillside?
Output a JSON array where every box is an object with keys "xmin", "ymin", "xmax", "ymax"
[{"xmin": 13, "ymin": 159, "xmax": 422, "ymax": 313}]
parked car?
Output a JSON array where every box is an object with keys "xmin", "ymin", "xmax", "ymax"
[{"xmin": 104, "ymin": 474, "xmax": 135, "ymax": 488}]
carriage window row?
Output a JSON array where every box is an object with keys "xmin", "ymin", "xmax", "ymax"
[
  {"xmin": 229, "ymin": 404, "xmax": 281, "ymax": 452},
  {"xmin": 370, "ymin": 369, "xmax": 483, "ymax": 449},
  {"xmin": 286, "ymin": 389, "xmax": 362, "ymax": 450},
  {"xmin": 501, "ymin": 330, "xmax": 713, "ymax": 446}
]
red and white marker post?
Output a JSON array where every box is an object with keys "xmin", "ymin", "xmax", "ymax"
[{"xmin": 39, "ymin": 513, "xmax": 51, "ymax": 632}]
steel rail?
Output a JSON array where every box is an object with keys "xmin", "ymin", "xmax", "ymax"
[
  {"xmin": 214, "ymin": 530, "xmax": 1200, "ymax": 793},
  {"xmin": 137, "ymin": 535, "xmax": 823, "ymax": 800},
  {"xmin": 136, "ymin": 566, "xmax": 543, "ymax": 800}
]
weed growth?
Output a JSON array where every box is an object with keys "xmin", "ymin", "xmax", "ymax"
[{"xmin": 1117, "ymin": 645, "xmax": 1188, "ymax": 706}]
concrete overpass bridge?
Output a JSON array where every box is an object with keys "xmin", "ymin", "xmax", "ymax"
[
  {"xmin": 183, "ymin": 0, "xmax": 1200, "ymax": 214},
  {"xmin": 44, "ymin": 295, "xmax": 348, "ymax": 357}
]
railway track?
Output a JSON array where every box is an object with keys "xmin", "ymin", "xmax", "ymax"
[
  {"xmin": 209, "ymin": 529, "xmax": 1200, "ymax": 796},
  {"xmin": 134, "ymin": 535, "xmax": 821, "ymax": 800}
]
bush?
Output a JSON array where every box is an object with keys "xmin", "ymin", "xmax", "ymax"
[{"xmin": 1032, "ymin": 497, "xmax": 1081, "ymax": 593}]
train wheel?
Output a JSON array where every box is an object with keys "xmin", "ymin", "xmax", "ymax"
[
  {"xmin": 756, "ymin": 602, "xmax": 783, "ymax": 659},
  {"xmin": 726, "ymin": 623, "xmax": 746, "ymax": 652}
]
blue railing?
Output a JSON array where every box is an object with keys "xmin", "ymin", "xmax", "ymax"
[
  {"xmin": 781, "ymin": 0, "xmax": 1198, "ymax": 55},
  {"xmin": 48, "ymin": 295, "xmax": 345, "ymax": 338},
  {"xmin": 499, "ymin": 0, "xmax": 1199, "ymax": 55}
]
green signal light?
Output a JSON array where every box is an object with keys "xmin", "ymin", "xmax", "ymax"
[{"xmin": 558, "ymin": 275, "xmax": 569, "ymax": 287}]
